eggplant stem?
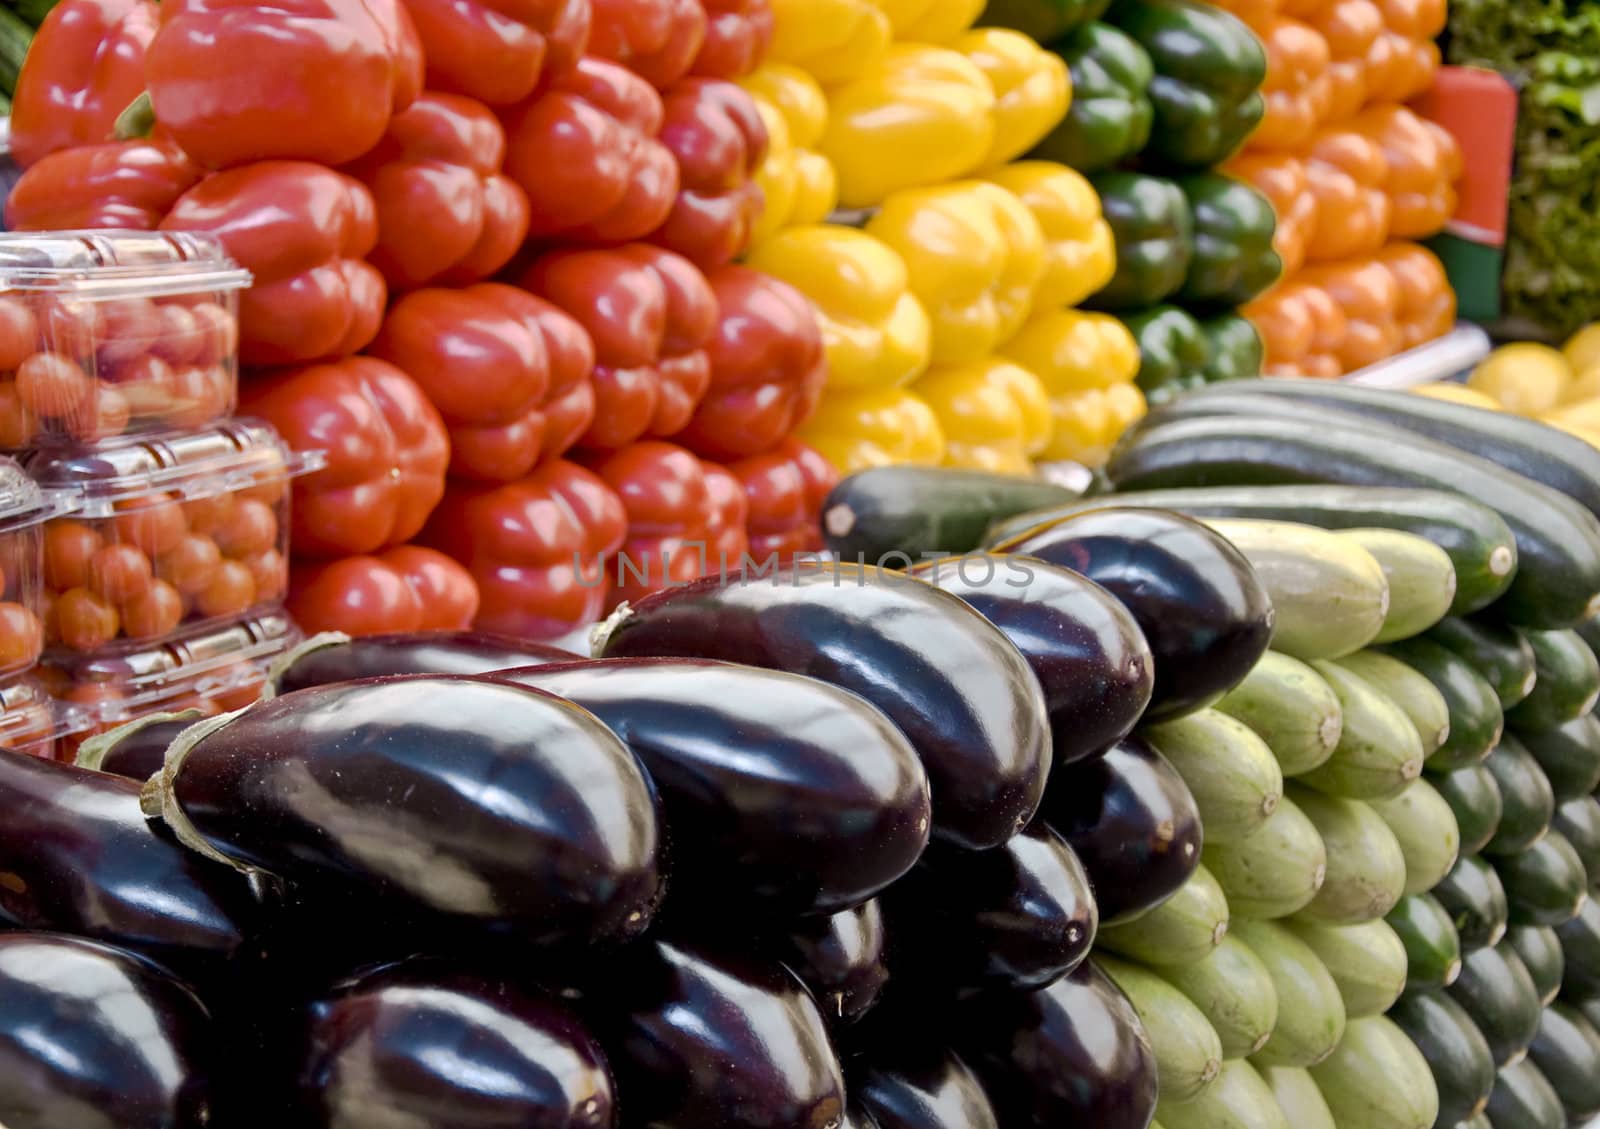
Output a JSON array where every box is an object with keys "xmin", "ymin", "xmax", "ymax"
[
  {"xmin": 261, "ymin": 630, "xmax": 352, "ymax": 700},
  {"xmin": 588, "ymin": 602, "xmax": 632, "ymax": 657},
  {"xmin": 74, "ymin": 709, "xmax": 205, "ymax": 773},
  {"xmin": 141, "ymin": 707, "xmax": 263, "ymax": 876}
]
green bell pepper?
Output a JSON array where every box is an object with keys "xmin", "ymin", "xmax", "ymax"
[
  {"xmin": 1086, "ymin": 171, "xmax": 1193, "ymax": 311},
  {"xmin": 1029, "ymin": 22, "xmax": 1154, "ymax": 174},
  {"xmin": 1198, "ymin": 312, "xmax": 1264, "ymax": 384},
  {"xmin": 1121, "ymin": 305, "xmax": 1212, "ymax": 401},
  {"xmin": 1177, "ymin": 173, "xmax": 1282, "ymax": 309},
  {"xmin": 980, "ymin": 0, "xmax": 1113, "ymax": 44},
  {"xmin": 1108, "ymin": 0, "xmax": 1267, "ymax": 170}
]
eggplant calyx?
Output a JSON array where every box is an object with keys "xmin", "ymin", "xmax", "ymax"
[
  {"xmin": 588, "ymin": 602, "xmax": 633, "ymax": 657},
  {"xmin": 74, "ymin": 709, "xmax": 207, "ymax": 773},
  {"xmin": 260, "ymin": 630, "xmax": 353, "ymax": 700},
  {"xmin": 139, "ymin": 706, "xmax": 262, "ymax": 876}
]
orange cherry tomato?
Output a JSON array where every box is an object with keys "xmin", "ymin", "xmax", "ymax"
[
  {"xmin": 94, "ymin": 297, "xmax": 164, "ymax": 369},
  {"xmin": 0, "ymin": 299, "xmax": 39, "ymax": 369},
  {"xmin": 0, "ymin": 602, "xmax": 43, "ymax": 672},
  {"xmin": 114, "ymin": 494, "xmax": 189, "ymax": 557},
  {"xmin": 195, "ymin": 559, "xmax": 256, "ymax": 618},
  {"xmin": 88, "ymin": 543, "xmax": 153, "ymax": 603},
  {"xmin": 56, "ymin": 587, "xmax": 120, "ymax": 651},
  {"xmin": 16, "ymin": 352, "xmax": 94, "ymax": 419},
  {"xmin": 244, "ymin": 548, "xmax": 288, "ymax": 603},
  {"xmin": 151, "ymin": 303, "xmax": 205, "ymax": 366},
  {"xmin": 212, "ymin": 498, "xmax": 278, "ymax": 558},
  {"xmin": 0, "ymin": 383, "xmax": 38, "ymax": 448},
  {"xmin": 121, "ymin": 579, "xmax": 185, "ymax": 640},
  {"xmin": 44, "ymin": 521, "xmax": 104, "ymax": 591},
  {"xmin": 73, "ymin": 385, "xmax": 132, "ymax": 441},
  {"xmin": 211, "ymin": 663, "xmax": 268, "ymax": 712},
  {"xmin": 188, "ymin": 303, "xmax": 238, "ymax": 365},
  {"xmin": 156, "ymin": 534, "xmax": 223, "ymax": 596},
  {"xmin": 182, "ymin": 492, "xmax": 236, "ymax": 534}
]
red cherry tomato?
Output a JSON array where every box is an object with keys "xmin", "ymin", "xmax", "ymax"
[
  {"xmin": 121, "ymin": 579, "xmax": 185, "ymax": 640},
  {"xmin": 156, "ymin": 533, "xmax": 223, "ymax": 595},
  {"xmin": 56, "ymin": 588, "xmax": 120, "ymax": 651},
  {"xmin": 44, "ymin": 522, "xmax": 104, "ymax": 591},
  {"xmin": 114, "ymin": 494, "xmax": 188, "ymax": 557},
  {"xmin": 88, "ymin": 543, "xmax": 153, "ymax": 603}
]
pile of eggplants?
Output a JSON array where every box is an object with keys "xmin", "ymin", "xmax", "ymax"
[{"xmin": 0, "ymin": 515, "xmax": 1276, "ymax": 1129}]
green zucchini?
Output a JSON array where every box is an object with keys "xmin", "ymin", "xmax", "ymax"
[
  {"xmin": 1387, "ymin": 991, "xmax": 1496, "ymax": 1128},
  {"xmin": 1448, "ymin": 943, "xmax": 1544, "ymax": 1068},
  {"xmin": 1484, "ymin": 1059, "xmax": 1565, "ymax": 1129},
  {"xmin": 1432, "ymin": 763, "xmax": 1504, "ymax": 857},
  {"xmin": 1506, "ymin": 628, "xmax": 1600, "ymax": 732},
  {"xmin": 1379, "ymin": 638, "xmax": 1504, "ymax": 772},
  {"xmin": 1579, "ymin": 608, "xmax": 1600, "ymax": 662},
  {"xmin": 982, "ymin": 485, "xmax": 1517, "ymax": 616},
  {"xmin": 1202, "ymin": 795, "xmax": 1327, "ymax": 921},
  {"xmin": 1158, "ymin": 1060, "xmax": 1290, "ymax": 1129},
  {"xmin": 1528, "ymin": 1004, "xmax": 1600, "ymax": 1125},
  {"xmin": 1096, "ymin": 955, "xmax": 1224, "ymax": 1105},
  {"xmin": 1200, "ymin": 519, "xmax": 1390, "ymax": 661},
  {"xmin": 1297, "ymin": 661, "xmax": 1425, "ymax": 801},
  {"xmin": 1339, "ymin": 528, "xmax": 1456, "ymax": 642},
  {"xmin": 1257, "ymin": 1066, "xmax": 1334, "ymax": 1129},
  {"xmin": 1332, "ymin": 651, "xmax": 1450, "ymax": 755},
  {"xmin": 1161, "ymin": 935, "xmax": 1280, "ymax": 1060},
  {"xmin": 1481, "ymin": 735, "xmax": 1556, "ymax": 857},
  {"xmin": 1427, "ymin": 615, "xmax": 1538, "ymax": 709},
  {"xmin": 1552, "ymin": 794, "xmax": 1600, "ymax": 881},
  {"xmin": 1144, "ymin": 709, "xmax": 1284, "ymax": 846},
  {"xmin": 1517, "ymin": 712, "xmax": 1600, "ymax": 803},
  {"xmin": 1495, "ymin": 828, "xmax": 1589, "ymax": 928},
  {"xmin": 1387, "ymin": 892, "xmax": 1463, "ymax": 992},
  {"xmin": 1231, "ymin": 919, "xmax": 1347, "ymax": 1069},
  {"xmin": 1454, "ymin": 1113, "xmax": 1491, "ymax": 1129},
  {"xmin": 1105, "ymin": 413, "xmax": 1600, "ymax": 629},
  {"xmin": 1214, "ymin": 652, "xmax": 1343, "ymax": 775},
  {"xmin": 1307, "ymin": 1015, "xmax": 1440, "ymax": 1129},
  {"xmin": 820, "ymin": 466, "xmax": 1079, "ymax": 562},
  {"xmin": 1282, "ymin": 917, "xmax": 1407, "ymax": 1018},
  {"xmin": 1578, "ymin": 996, "xmax": 1600, "ymax": 1039},
  {"xmin": 1098, "ymin": 863, "xmax": 1230, "ymax": 967},
  {"xmin": 1288, "ymin": 785, "xmax": 1407, "ymax": 926},
  {"xmin": 1433, "ymin": 854, "xmax": 1510, "ymax": 953},
  {"xmin": 1367, "ymin": 777, "xmax": 1462, "ymax": 896},
  {"xmin": 1505, "ymin": 925, "xmax": 1565, "ymax": 1007},
  {"xmin": 1557, "ymin": 896, "xmax": 1600, "ymax": 1001}
]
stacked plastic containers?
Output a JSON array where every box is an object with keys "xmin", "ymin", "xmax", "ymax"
[{"xmin": 0, "ymin": 231, "xmax": 312, "ymax": 763}]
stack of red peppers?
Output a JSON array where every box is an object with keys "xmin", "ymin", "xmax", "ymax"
[{"xmin": 4, "ymin": 0, "xmax": 839, "ymax": 642}]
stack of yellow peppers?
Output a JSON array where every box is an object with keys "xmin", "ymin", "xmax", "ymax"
[{"xmin": 736, "ymin": 0, "xmax": 1146, "ymax": 475}]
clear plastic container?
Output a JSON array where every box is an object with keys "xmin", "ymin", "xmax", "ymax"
[
  {"xmin": 0, "ymin": 676, "xmax": 67, "ymax": 762},
  {"xmin": 0, "ymin": 231, "xmax": 251, "ymax": 446},
  {"xmin": 0, "ymin": 457, "xmax": 57, "ymax": 677},
  {"xmin": 23, "ymin": 419, "xmax": 298, "ymax": 654}
]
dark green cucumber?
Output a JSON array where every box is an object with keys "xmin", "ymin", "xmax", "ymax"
[
  {"xmin": 1495, "ymin": 829, "xmax": 1589, "ymax": 928},
  {"xmin": 1434, "ymin": 854, "xmax": 1510, "ymax": 953},
  {"xmin": 1579, "ymin": 995, "xmax": 1600, "ymax": 1036},
  {"xmin": 1552, "ymin": 795, "xmax": 1600, "ymax": 881},
  {"xmin": 1379, "ymin": 638, "xmax": 1504, "ymax": 772},
  {"xmin": 1527, "ymin": 1002, "xmax": 1600, "ymax": 1123},
  {"xmin": 1106, "ymin": 414, "xmax": 1600, "ymax": 629},
  {"xmin": 1506, "ymin": 628, "xmax": 1600, "ymax": 732},
  {"xmin": 1387, "ymin": 892, "xmax": 1463, "ymax": 992},
  {"xmin": 1448, "ymin": 943, "xmax": 1543, "ymax": 1068},
  {"xmin": 1518, "ymin": 713, "xmax": 1600, "ymax": 803},
  {"xmin": 1481, "ymin": 735, "xmax": 1556, "ymax": 857},
  {"xmin": 1558, "ymin": 897, "xmax": 1600, "ymax": 1002},
  {"xmin": 1432, "ymin": 763, "xmax": 1504, "ymax": 857},
  {"xmin": 1387, "ymin": 991, "xmax": 1496, "ymax": 1128},
  {"xmin": 1505, "ymin": 925, "xmax": 1566, "ymax": 1007},
  {"xmin": 821, "ymin": 467, "xmax": 1080, "ymax": 562},
  {"xmin": 1427, "ymin": 616, "xmax": 1538, "ymax": 710},
  {"xmin": 1579, "ymin": 609, "xmax": 1600, "ymax": 662},
  {"xmin": 1484, "ymin": 1059, "xmax": 1566, "ymax": 1129},
  {"xmin": 982, "ymin": 484, "xmax": 1517, "ymax": 615}
]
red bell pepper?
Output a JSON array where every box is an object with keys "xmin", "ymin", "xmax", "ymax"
[
  {"xmin": 144, "ymin": 0, "xmax": 424, "ymax": 169},
  {"xmin": 589, "ymin": 0, "xmax": 706, "ymax": 89},
  {"xmin": 238, "ymin": 356, "xmax": 450, "ymax": 558},
  {"xmin": 522, "ymin": 243, "xmax": 718, "ymax": 450},
  {"xmin": 502, "ymin": 56, "xmax": 679, "ymax": 244},
  {"xmin": 692, "ymin": 0, "xmax": 773, "ymax": 78},
  {"xmin": 161, "ymin": 161, "xmax": 386, "ymax": 365},
  {"xmin": 677, "ymin": 264, "xmax": 825, "ymax": 459},
  {"xmin": 344, "ymin": 93, "xmax": 530, "ymax": 291},
  {"xmin": 649, "ymin": 77, "xmax": 770, "ymax": 267},
  {"xmin": 7, "ymin": 0, "xmax": 157, "ymax": 169},
  {"xmin": 288, "ymin": 545, "xmax": 479, "ymax": 636},
  {"xmin": 4, "ymin": 139, "xmax": 201, "ymax": 231},
  {"xmin": 368, "ymin": 282, "xmax": 597, "ymax": 482},
  {"xmin": 727, "ymin": 437, "xmax": 837, "ymax": 562},
  {"xmin": 584, "ymin": 440, "xmax": 749, "ymax": 608},
  {"xmin": 402, "ymin": 0, "xmax": 589, "ymax": 106},
  {"xmin": 420, "ymin": 459, "xmax": 628, "ymax": 639}
]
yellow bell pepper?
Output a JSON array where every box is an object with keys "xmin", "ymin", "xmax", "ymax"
[
  {"xmin": 877, "ymin": 0, "xmax": 985, "ymax": 42},
  {"xmin": 998, "ymin": 308, "xmax": 1145, "ymax": 466},
  {"xmin": 767, "ymin": 0, "xmax": 891, "ymax": 87},
  {"xmin": 746, "ymin": 224, "xmax": 933, "ymax": 391},
  {"xmin": 953, "ymin": 30, "xmax": 1071, "ymax": 169},
  {"xmin": 741, "ymin": 64, "xmax": 839, "ymax": 245},
  {"xmin": 914, "ymin": 358, "xmax": 1053, "ymax": 474},
  {"xmin": 798, "ymin": 388, "xmax": 946, "ymax": 472},
  {"xmin": 865, "ymin": 180, "xmax": 1046, "ymax": 367},
  {"xmin": 983, "ymin": 161, "xmax": 1116, "ymax": 312},
  {"xmin": 821, "ymin": 45, "xmax": 997, "ymax": 209}
]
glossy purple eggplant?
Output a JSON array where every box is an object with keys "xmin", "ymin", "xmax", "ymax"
[
  {"xmin": 1042, "ymin": 736, "xmax": 1203, "ymax": 924},
  {"xmin": 0, "ymin": 748, "xmax": 265, "ymax": 976},
  {"xmin": 775, "ymin": 899, "xmax": 890, "ymax": 1029},
  {"xmin": 844, "ymin": 1105, "xmax": 881, "ymax": 1129},
  {"xmin": 295, "ymin": 961, "xmax": 616, "ymax": 1129},
  {"xmin": 907, "ymin": 555, "xmax": 1154, "ymax": 764},
  {"xmin": 271, "ymin": 630, "xmax": 580, "ymax": 694},
  {"xmin": 0, "ymin": 933, "xmax": 213, "ymax": 1129},
  {"xmin": 853, "ymin": 1045, "xmax": 999, "ymax": 1129},
  {"xmin": 493, "ymin": 658, "xmax": 931, "ymax": 914},
  {"xmin": 957, "ymin": 961, "xmax": 1157, "ymax": 1129},
  {"xmin": 593, "ymin": 561, "xmax": 1051, "ymax": 850},
  {"xmin": 77, "ymin": 714, "xmax": 200, "ymax": 783},
  {"xmin": 990, "ymin": 508, "xmax": 1274, "ymax": 721},
  {"xmin": 578, "ymin": 938, "xmax": 846, "ymax": 1129},
  {"xmin": 884, "ymin": 823, "xmax": 1097, "ymax": 997},
  {"xmin": 145, "ymin": 676, "xmax": 663, "ymax": 945}
]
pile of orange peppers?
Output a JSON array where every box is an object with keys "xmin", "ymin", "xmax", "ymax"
[{"xmin": 1215, "ymin": 0, "xmax": 1463, "ymax": 375}]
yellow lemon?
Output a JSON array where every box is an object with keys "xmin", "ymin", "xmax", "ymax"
[
  {"xmin": 1566, "ymin": 363, "xmax": 1600, "ymax": 404},
  {"xmin": 1542, "ymin": 396, "xmax": 1600, "ymax": 429},
  {"xmin": 1564, "ymin": 323, "xmax": 1600, "ymax": 384},
  {"xmin": 1468, "ymin": 343, "xmax": 1571, "ymax": 416},
  {"xmin": 1411, "ymin": 382, "xmax": 1503, "ymax": 410}
]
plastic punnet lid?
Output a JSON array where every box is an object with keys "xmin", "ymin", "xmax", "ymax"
[
  {"xmin": 0, "ymin": 675, "xmax": 70, "ymax": 754},
  {"xmin": 0, "ymin": 231, "xmax": 252, "ymax": 300},
  {"xmin": 0, "ymin": 453, "xmax": 58, "ymax": 527}
]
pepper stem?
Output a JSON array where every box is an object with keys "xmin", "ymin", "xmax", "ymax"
[{"xmin": 113, "ymin": 92, "xmax": 156, "ymax": 140}]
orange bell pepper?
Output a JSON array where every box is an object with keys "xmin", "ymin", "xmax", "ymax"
[
  {"xmin": 1378, "ymin": 242, "xmax": 1455, "ymax": 350},
  {"xmin": 1303, "ymin": 126, "xmax": 1390, "ymax": 263},
  {"xmin": 1366, "ymin": 0, "xmax": 1442, "ymax": 102},
  {"xmin": 1299, "ymin": 259, "xmax": 1401, "ymax": 373},
  {"xmin": 1247, "ymin": 16, "xmax": 1331, "ymax": 153},
  {"xmin": 1223, "ymin": 151, "xmax": 1316, "ymax": 276},
  {"xmin": 1244, "ymin": 279, "xmax": 1348, "ymax": 377},
  {"xmin": 1209, "ymin": 0, "xmax": 1281, "ymax": 30},
  {"xmin": 1352, "ymin": 104, "xmax": 1461, "ymax": 240},
  {"xmin": 1305, "ymin": 0, "xmax": 1381, "ymax": 124}
]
